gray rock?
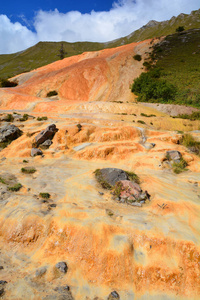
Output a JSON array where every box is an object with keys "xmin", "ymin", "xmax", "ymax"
[
  {"xmin": 56, "ymin": 262, "xmax": 68, "ymax": 273},
  {"xmin": 0, "ymin": 288, "xmax": 4, "ymax": 296},
  {"xmin": 0, "ymin": 124, "xmax": 22, "ymax": 143},
  {"xmin": 31, "ymin": 148, "xmax": 43, "ymax": 157},
  {"xmin": 166, "ymin": 150, "xmax": 182, "ymax": 161},
  {"xmin": 108, "ymin": 291, "xmax": 120, "ymax": 299},
  {"xmin": 130, "ymin": 202, "xmax": 142, "ymax": 207},
  {"xmin": 40, "ymin": 139, "xmax": 53, "ymax": 149},
  {"xmin": 96, "ymin": 168, "xmax": 128, "ymax": 187},
  {"xmin": 35, "ymin": 266, "xmax": 47, "ymax": 277},
  {"xmin": 35, "ymin": 124, "xmax": 58, "ymax": 146},
  {"xmin": 73, "ymin": 142, "xmax": 92, "ymax": 151}
]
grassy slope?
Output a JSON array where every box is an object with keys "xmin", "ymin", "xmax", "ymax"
[
  {"xmin": 143, "ymin": 28, "xmax": 200, "ymax": 107},
  {"xmin": 0, "ymin": 9, "xmax": 199, "ymax": 79}
]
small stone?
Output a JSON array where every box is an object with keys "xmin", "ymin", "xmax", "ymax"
[
  {"xmin": 35, "ymin": 266, "xmax": 47, "ymax": 277},
  {"xmin": 131, "ymin": 202, "xmax": 142, "ymax": 207},
  {"xmin": 108, "ymin": 291, "xmax": 120, "ymax": 299},
  {"xmin": 56, "ymin": 262, "xmax": 68, "ymax": 273},
  {"xmin": 31, "ymin": 148, "xmax": 43, "ymax": 157},
  {"xmin": 98, "ymin": 192, "xmax": 104, "ymax": 195},
  {"xmin": 0, "ymin": 267, "xmax": 3, "ymax": 270},
  {"xmin": 0, "ymin": 288, "xmax": 4, "ymax": 296},
  {"xmin": 50, "ymin": 204, "xmax": 57, "ymax": 208},
  {"xmin": 64, "ymin": 285, "xmax": 70, "ymax": 291},
  {"xmin": 0, "ymin": 281, "xmax": 7, "ymax": 285}
]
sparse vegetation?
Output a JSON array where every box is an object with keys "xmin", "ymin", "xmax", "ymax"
[
  {"xmin": 23, "ymin": 160, "xmax": 29, "ymax": 163},
  {"xmin": 0, "ymin": 177, "xmax": 6, "ymax": 184},
  {"xmin": 46, "ymin": 90, "xmax": 58, "ymax": 97},
  {"xmin": 8, "ymin": 183, "xmax": 22, "ymax": 191},
  {"xmin": 37, "ymin": 116, "xmax": 48, "ymax": 121},
  {"xmin": 39, "ymin": 192, "xmax": 51, "ymax": 199},
  {"xmin": 133, "ymin": 54, "xmax": 142, "ymax": 61},
  {"xmin": 21, "ymin": 167, "xmax": 36, "ymax": 174},
  {"xmin": 174, "ymin": 111, "xmax": 200, "ymax": 120},
  {"xmin": 141, "ymin": 113, "xmax": 156, "ymax": 117}
]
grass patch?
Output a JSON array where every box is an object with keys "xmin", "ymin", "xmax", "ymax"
[
  {"xmin": 37, "ymin": 116, "xmax": 48, "ymax": 121},
  {"xmin": 94, "ymin": 169, "xmax": 112, "ymax": 190},
  {"xmin": 172, "ymin": 158, "xmax": 188, "ymax": 174},
  {"xmin": 46, "ymin": 90, "xmax": 58, "ymax": 97},
  {"xmin": 77, "ymin": 124, "xmax": 82, "ymax": 132},
  {"xmin": 23, "ymin": 160, "xmax": 29, "ymax": 163},
  {"xmin": 174, "ymin": 111, "xmax": 200, "ymax": 120},
  {"xmin": 0, "ymin": 177, "xmax": 6, "ymax": 184},
  {"xmin": 39, "ymin": 192, "xmax": 51, "ymax": 199},
  {"xmin": 21, "ymin": 167, "xmax": 36, "ymax": 174},
  {"xmin": 8, "ymin": 183, "xmax": 22, "ymax": 191},
  {"xmin": 125, "ymin": 171, "xmax": 140, "ymax": 184},
  {"xmin": 181, "ymin": 134, "xmax": 200, "ymax": 155},
  {"xmin": 141, "ymin": 113, "xmax": 156, "ymax": 117}
]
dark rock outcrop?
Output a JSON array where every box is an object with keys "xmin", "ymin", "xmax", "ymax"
[
  {"xmin": 35, "ymin": 124, "xmax": 58, "ymax": 146},
  {"xmin": 95, "ymin": 168, "xmax": 128, "ymax": 189},
  {"xmin": 108, "ymin": 291, "xmax": 120, "ymax": 299},
  {"xmin": 0, "ymin": 124, "xmax": 22, "ymax": 143},
  {"xmin": 40, "ymin": 139, "xmax": 53, "ymax": 149}
]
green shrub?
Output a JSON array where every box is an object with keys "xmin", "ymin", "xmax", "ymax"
[
  {"xmin": 131, "ymin": 69, "xmax": 176, "ymax": 102},
  {"xmin": 0, "ymin": 79, "xmax": 18, "ymax": 88},
  {"xmin": 4, "ymin": 114, "xmax": 14, "ymax": 122},
  {"xmin": 137, "ymin": 120, "xmax": 146, "ymax": 124},
  {"xmin": 46, "ymin": 90, "xmax": 58, "ymax": 97},
  {"xmin": 23, "ymin": 160, "xmax": 29, "ymax": 163},
  {"xmin": 19, "ymin": 114, "xmax": 29, "ymax": 122},
  {"xmin": 175, "ymin": 111, "xmax": 200, "ymax": 120},
  {"xmin": 176, "ymin": 26, "xmax": 185, "ymax": 32},
  {"xmin": 21, "ymin": 167, "xmax": 36, "ymax": 174},
  {"xmin": 37, "ymin": 116, "xmax": 48, "ymax": 121},
  {"xmin": 39, "ymin": 192, "xmax": 51, "ymax": 199},
  {"xmin": 133, "ymin": 54, "xmax": 142, "ymax": 61},
  {"xmin": 143, "ymin": 61, "xmax": 152, "ymax": 70},
  {"xmin": 8, "ymin": 183, "xmax": 22, "ymax": 191}
]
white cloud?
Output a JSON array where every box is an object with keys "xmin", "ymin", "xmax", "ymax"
[
  {"xmin": 0, "ymin": 0, "xmax": 199, "ymax": 54},
  {"xmin": 0, "ymin": 15, "xmax": 37, "ymax": 54}
]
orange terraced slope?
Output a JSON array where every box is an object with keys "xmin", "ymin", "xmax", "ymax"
[{"xmin": 0, "ymin": 38, "xmax": 200, "ymax": 300}]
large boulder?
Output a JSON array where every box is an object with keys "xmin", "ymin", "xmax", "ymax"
[
  {"xmin": 95, "ymin": 168, "xmax": 128, "ymax": 189},
  {"xmin": 0, "ymin": 124, "xmax": 22, "ymax": 143},
  {"xmin": 34, "ymin": 124, "xmax": 58, "ymax": 146}
]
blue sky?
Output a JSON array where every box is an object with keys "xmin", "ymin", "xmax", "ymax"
[{"xmin": 0, "ymin": 0, "xmax": 199, "ymax": 54}]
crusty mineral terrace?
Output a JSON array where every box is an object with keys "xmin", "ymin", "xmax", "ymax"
[{"xmin": 0, "ymin": 39, "xmax": 199, "ymax": 300}]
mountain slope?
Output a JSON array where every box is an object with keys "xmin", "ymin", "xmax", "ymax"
[{"xmin": 0, "ymin": 8, "xmax": 199, "ymax": 79}]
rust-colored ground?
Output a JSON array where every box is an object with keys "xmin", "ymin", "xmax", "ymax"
[{"xmin": 0, "ymin": 39, "xmax": 199, "ymax": 300}]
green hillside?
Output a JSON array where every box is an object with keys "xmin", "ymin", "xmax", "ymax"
[
  {"xmin": 131, "ymin": 28, "xmax": 200, "ymax": 108},
  {"xmin": 0, "ymin": 8, "xmax": 199, "ymax": 80}
]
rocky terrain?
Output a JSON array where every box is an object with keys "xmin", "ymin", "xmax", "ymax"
[{"xmin": 0, "ymin": 39, "xmax": 199, "ymax": 300}]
